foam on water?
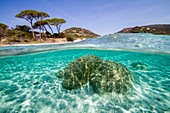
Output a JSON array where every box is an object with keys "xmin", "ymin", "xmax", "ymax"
[{"xmin": 0, "ymin": 49, "xmax": 170, "ymax": 112}]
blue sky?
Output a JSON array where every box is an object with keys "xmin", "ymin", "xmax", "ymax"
[{"xmin": 0, "ymin": 0, "xmax": 170, "ymax": 35}]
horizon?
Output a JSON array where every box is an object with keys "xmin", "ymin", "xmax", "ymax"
[{"xmin": 0, "ymin": 0, "xmax": 170, "ymax": 35}]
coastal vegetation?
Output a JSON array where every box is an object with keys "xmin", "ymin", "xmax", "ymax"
[
  {"xmin": 0, "ymin": 23, "xmax": 8, "ymax": 38},
  {"xmin": 0, "ymin": 9, "xmax": 99, "ymax": 45},
  {"xmin": 63, "ymin": 27, "xmax": 100, "ymax": 39},
  {"xmin": 118, "ymin": 24, "xmax": 170, "ymax": 35}
]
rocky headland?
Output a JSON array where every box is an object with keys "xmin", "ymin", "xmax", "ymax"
[{"xmin": 118, "ymin": 24, "xmax": 170, "ymax": 35}]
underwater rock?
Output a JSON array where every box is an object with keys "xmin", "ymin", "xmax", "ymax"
[
  {"xmin": 33, "ymin": 81, "xmax": 40, "ymax": 85},
  {"xmin": 57, "ymin": 55, "xmax": 102, "ymax": 90},
  {"xmin": 90, "ymin": 60, "xmax": 132, "ymax": 94},
  {"xmin": 57, "ymin": 55, "xmax": 133, "ymax": 94},
  {"xmin": 131, "ymin": 62, "xmax": 147, "ymax": 70}
]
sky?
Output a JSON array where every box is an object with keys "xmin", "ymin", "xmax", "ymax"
[{"xmin": 0, "ymin": 0, "xmax": 170, "ymax": 35}]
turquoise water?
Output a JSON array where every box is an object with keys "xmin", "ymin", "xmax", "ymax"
[{"xmin": 0, "ymin": 49, "xmax": 170, "ymax": 113}]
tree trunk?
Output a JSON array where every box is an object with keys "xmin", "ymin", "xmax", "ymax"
[
  {"xmin": 43, "ymin": 25, "xmax": 48, "ymax": 33},
  {"xmin": 56, "ymin": 25, "xmax": 60, "ymax": 34},
  {"xmin": 42, "ymin": 27, "xmax": 46, "ymax": 39},
  {"xmin": 39, "ymin": 26, "xmax": 42, "ymax": 40},
  {"xmin": 58, "ymin": 24, "xmax": 61, "ymax": 34},
  {"xmin": 31, "ymin": 27, "xmax": 35, "ymax": 38},
  {"xmin": 31, "ymin": 22, "xmax": 35, "ymax": 39},
  {"xmin": 48, "ymin": 24, "xmax": 53, "ymax": 34}
]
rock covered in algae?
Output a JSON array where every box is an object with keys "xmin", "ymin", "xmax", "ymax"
[
  {"xmin": 90, "ymin": 60, "xmax": 132, "ymax": 94},
  {"xmin": 57, "ymin": 55, "xmax": 133, "ymax": 94},
  {"xmin": 131, "ymin": 62, "xmax": 147, "ymax": 70},
  {"xmin": 57, "ymin": 55, "xmax": 102, "ymax": 90}
]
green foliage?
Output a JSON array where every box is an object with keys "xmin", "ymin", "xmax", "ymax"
[
  {"xmin": 15, "ymin": 10, "xmax": 39, "ymax": 24},
  {"xmin": 10, "ymin": 29, "xmax": 25, "ymax": 36},
  {"xmin": 35, "ymin": 11, "xmax": 49, "ymax": 20},
  {"xmin": 58, "ymin": 33, "xmax": 65, "ymax": 38},
  {"xmin": 8, "ymin": 35, "xmax": 21, "ymax": 42},
  {"xmin": 63, "ymin": 27, "xmax": 100, "ymax": 39},
  {"xmin": 0, "ymin": 23, "xmax": 8, "ymax": 30},
  {"xmin": 15, "ymin": 10, "xmax": 67, "ymax": 39},
  {"xmin": 15, "ymin": 10, "xmax": 39, "ymax": 38},
  {"xmin": 132, "ymin": 26, "xmax": 141, "ymax": 33},
  {"xmin": 50, "ymin": 18, "xmax": 66, "ymax": 25},
  {"xmin": 66, "ymin": 34, "xmax": 74, "ymax": 41},
  {"xmin": 42, "ymin": 19, "xmax": 54, "ymax": 34},
  {"xmin": 33, "ymin": 20, "xmax": 48, "ymax": 31},
  {"xmin": 7, "ymin": 28, "xmax": 32, "ymax": 42},
  {"xmin": 0, "ymin": 9, "xmax": 73, "ymax": 44},
  {"xmin": 34, "ymin": 20, "xmax": 46, "ymax": 26},
  {"xmin": 15, "ymin": 10, "xmax": 50, "ymax": 38},
  {"xmin": 15, "ymin": 25, "xmax": 31, "ymax": 32},
  {"xmin": 49, "ymin": 18, "xmax": 66, "ymax": 34},
  {"xmin": 52, "ymin": 33, "xmax": 58, "ymax": 37},
  {"xmin": 0, "ymin": 23, "xmax": 9, "ymax": 38},
  {"xmin": 52, "ymin": 33, "xmax": 65, "ymax": 38},
  {"xmin": 15, "ymin": 10, "xmax": 50, "ymax": 25},
  {"xmin": 33, "ymin": 21, "xmax": 42, "ymax": 29},
  {"xmin": 119, "ymin": 25, "xmax": 170, "ymax": 35}
]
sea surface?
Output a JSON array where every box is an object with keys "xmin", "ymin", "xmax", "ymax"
[{"xmin": 0, "ymin": 33, "xmax": 170, "ymax": 113}]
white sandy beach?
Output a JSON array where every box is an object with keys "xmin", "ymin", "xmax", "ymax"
[
  {"xmin": 0, "ymin": 38, "xmax": 85, "ymax": 47},
  {"xmin": 0, "ymin": 42, "xmax": 68, "ymax": 47}
]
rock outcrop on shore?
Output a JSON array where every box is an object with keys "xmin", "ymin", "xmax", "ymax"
[
  {"xmin": 118, "ymin": 24, "xmax": 170, "ymax": 35},
  {"xmin": 57, "ymin": 55, "xmax": 133, "ymax": 94}
]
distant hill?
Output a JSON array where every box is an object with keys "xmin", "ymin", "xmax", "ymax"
[
  {"xmin": 118, "ymin": 24, "xmax": 170, "ymax": 35},
  {"xmin": 63, "ymin": 27, "xmax": 100, "ymax": 38}
]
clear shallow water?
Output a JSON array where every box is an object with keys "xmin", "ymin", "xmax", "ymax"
[{"xmin": 0, "ymin": 49, "xmax": 170, "ymax": 113}]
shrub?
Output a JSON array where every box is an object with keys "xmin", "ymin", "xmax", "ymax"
[
  {"xmin": 8, "ymin": 35, "xmax": 21, "ymax": 42},
  {"xmin": 58, "ymin": 33, "xmax": 65, "ymax": 38},
  {"xmin": 45, "ymin": 31, "xmax": 52, "ymax": 38},
  {"xmin": 66, "ymin": 34, "xmax": 74, "ymax": 41},
  {"xmin": 52, "ymin": 33, "xmax": 58, "ymax": 38},
  {"xmin": 52, "ymin": 33, "xmax": 65, "ymax": 38}
]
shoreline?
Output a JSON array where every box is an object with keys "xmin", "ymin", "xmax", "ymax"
[
  {"xmin": 0, "ymin": 38, "xmax": 86, "ymax": 47},
  {"xmin": 0, "ymin": 37, "xmax": 68, "ymax": 47},
  {"xmin": 0, "ymin": 42, "xmax": 70, "ymax": 47}
]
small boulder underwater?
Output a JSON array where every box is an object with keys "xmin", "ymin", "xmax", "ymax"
[
  {"xmin": 57, "ymin": 55, "xmax": 133, "ymax": 94},
  {"xmin": 131, "ymin": 62, "xmax": 147, "ymax": 70}
]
